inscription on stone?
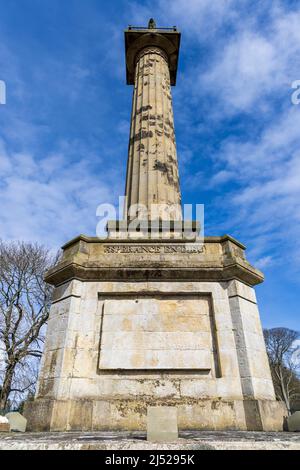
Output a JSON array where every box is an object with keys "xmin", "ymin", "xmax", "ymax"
[{"xmin": 103, "ymin": 244, "xmax": 205, "ymax": 254}]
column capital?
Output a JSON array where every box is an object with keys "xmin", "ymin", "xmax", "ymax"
[{"xmin": 124, "ymin": 23, "xmax": 181, "ymax": 86}]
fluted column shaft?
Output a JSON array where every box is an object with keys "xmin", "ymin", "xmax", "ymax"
[{"xmin": 125, "ymin": 46, "xmax": 182, "ymax": 221}]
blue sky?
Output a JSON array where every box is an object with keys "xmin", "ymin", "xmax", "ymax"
[{"xmin": 0, "ymin": 0, "xmax": 299, "ymax": 330}]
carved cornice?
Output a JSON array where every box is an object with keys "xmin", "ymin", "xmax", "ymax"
[{"xmin": 45, "ymin": 235, "xmax": 263, "ymax": 287}]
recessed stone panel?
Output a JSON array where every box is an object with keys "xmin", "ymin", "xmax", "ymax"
[{"xmin": 98, "ymin": 295, "xmax": 212, "ymax": 370}]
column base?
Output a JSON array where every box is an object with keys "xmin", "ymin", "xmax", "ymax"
[{"xmin": 24, "ymin": 397, "xmax": 286, "ymax": 432}]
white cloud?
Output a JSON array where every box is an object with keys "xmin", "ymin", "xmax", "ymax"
[
  {"xmin": 1, "ymin": 0, "xmax": 300, "ymax": 278},
  {"xmin": 158, "ymin": 0, "xmax": 300, "ymax": 271},
  {"xmin": 202, "ymin": 32, "xmax": 277, "ymax": 112},
  {"xmin": 195, "ymin": 4, "xmax": 300, "ymax": 115},
  {"xmin": 211, "ymin": 106, "xmax": 300, "ymax": 267},
  {"xmin": 129, "ymin": 0, "xmax": 236, "ymax": 37},
  {"xmin": 0, "ymin": 138, "xmax": 121, "ymax": 247}
]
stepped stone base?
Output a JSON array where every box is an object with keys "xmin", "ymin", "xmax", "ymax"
[
  {"xmin": 25, "ymin": 398, "xmax": 285, "ymax": 433},
  {"xmin": 2, "ymin": 430, "xmax": 300, "ymax": 451},
  {"xmin": 25, "ymin": 235, "xmax": 286, "ymax": 433}
]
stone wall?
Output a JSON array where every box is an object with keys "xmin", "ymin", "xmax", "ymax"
[{"xmin": 25, "ymin": 274, "xmax": 285, "ymax": 431}]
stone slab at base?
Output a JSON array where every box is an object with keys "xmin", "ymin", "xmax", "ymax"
[
  {"xmin": 147, "ymin": 406, "xmax": 178, "ymax": 441},
  {"xmin": 24, "ymin": 398, "xmax": 286, "ymax": 432},
  {"xmin": 0, "ymin": 423, "xmax": 10, "ymax": 432},
  {"xmin": 1, "ymin": 431, "xmax": 300, "ymax": 450},
  {"xmin": 0, "ymin": 416, "xmax": 10, "ymax": 432},
  {"xmin": 6, "ymin": 412, "xmax": 27, "ymax": 433},
  {"xmin": 26, "ymin": 237, "xmax": 285, "ymax": 433},
  {"xmin": 287, "ymin": 411, "xmax": 300, "ymax": 432}
]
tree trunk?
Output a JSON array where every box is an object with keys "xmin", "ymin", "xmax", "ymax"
[
  {"xmin": 279, "ymin": 366, "xmax": 291, "ymax": 415},
  {"xmin": 0, "ymin": 363, "xmax": 15, "ymax": 410}
]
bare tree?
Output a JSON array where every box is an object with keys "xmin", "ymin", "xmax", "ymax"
[
  {"xmin": 264, "ymin": 327, "xmax": 300, "ymax": 415},
  {"xmin": 0, "ymin": 240, "xmax": 57, "ymax": 410}
]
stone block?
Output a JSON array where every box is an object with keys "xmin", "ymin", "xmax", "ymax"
[
  {"xmin": 243, "ymin": 399, "xmax": 285, "ymax": 431},
  {"xmin": 227, "ymin": 280, "xmax": 257, "ymax": 303},
  {"xmin": 99, "ymin": 295, "xmax": 212, "ymax": 370},
  {"xmin": 68, "ymin": 400, "xmax": 92, "ymax": 431},
  {"xmin": 0, "ymin": 416, "xmax": 10, "ymax": 432},
  {"xmin": 99, "ymin": 349, "xmax": 211, "ymax": 370},
  {"xmin": 287, "ymin": 411, "xmax": 300, "ymax": 432},
  {"xmin": 147, "ymin": 406, "xmax": 178, "ymax": 441},
  {"xmin": 251, "ymin": 378, "xmax": 276, "ymax": 400},
  {"xmin": 23, "ymin": 399, "xmax": 54, "ymax": 431},
  {"xmin": 5, "ymin": 412, "xmax": 27, "ymax": 432},
  {"xmin": 51, "ymin": 400, "xmax": 70, "ymax": 431}
]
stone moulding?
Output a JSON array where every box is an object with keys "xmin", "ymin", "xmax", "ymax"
[
  {"xmin": 24, "ymin": 18, "xmax": 285, "ymax": 433},
  {"xmin": 45, "ymin": 234, "xmax": 263, "ymax": 287},
  {"xmin": 24, "ymin": 398, "xmax": 286, "ymax": 432},
  {"xmin": 124, "ymin": 29, "xmax": 181, "ymax": 86},
  {"xmin": 96, "ymin": 292, "xmax": 221, "ymax": 376}
]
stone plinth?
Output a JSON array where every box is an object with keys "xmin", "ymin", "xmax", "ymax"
[
  {"xmin": 24, "ymin": 235, "xmax": 286, "ymax": 432},
  {"xmin": 0, "ymin": 416, "xmax": 10, "ymax": 432},
  {"xmin": 287, "ymin": 412, "xmax": 300, "ymax": 432},
  {"xmin": 5, "ymin": 412, "xmax": 27, "ymax": 433},
  {"xmin": 147, "ymin": 407, "xmax": 178, "ymax": 441},
  {"xmin": 2, "ymin": 430, "xmax": 300, "ymax": 450},
  {"xmin": 24, "ymin": 21, "xmax": 286, "ymax": 433}
]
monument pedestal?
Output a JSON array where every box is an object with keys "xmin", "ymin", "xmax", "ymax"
[
  {"xmin": 24, "ymin": 234, "xmax": 286, "ymax": 431},
  {"xmin": 24, "ymin": 20, "xmax": 286, "ymax": 432}
]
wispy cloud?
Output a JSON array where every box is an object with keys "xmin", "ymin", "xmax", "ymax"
[
  {"xmin": 128, "ymin": 0, "xmax": 300, "ymax": 274},
  {"xmin": 0, "ymin": 138, "xmax": 121, "ymax": 247},
  {"xmin": 0, "ymin": 0, "xmax": 300, "ymax": 285}
]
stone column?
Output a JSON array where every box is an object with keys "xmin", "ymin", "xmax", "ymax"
[{"xmin": 125, "ymin": 46, "xmax": 182, "ymax": 221}]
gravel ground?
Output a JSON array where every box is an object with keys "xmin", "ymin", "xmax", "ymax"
[{"xmin": 0, "ymin": 430, "xmax": 300, "ymax": 450}]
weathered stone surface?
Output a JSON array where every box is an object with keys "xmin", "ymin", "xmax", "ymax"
[
  {"xmin": 25, "ymin": 397, "xmax": 286, "ymax": 432},
  {"xmin": 99, "ymin": 296, "xmax": 212, "ymax": 370},
  {"xmin": 24, "ymin": 275, "xmax": 285, "ymax": 431},
  {"xmin": 2, "ymin": 430, "xmax": 300, "ymax": 450},
  {"xmin": 44, "ymin": 236, "xmax": 264, "ymax": 286},
  {"xmin": 5, "ymin": 412, "xmax": 27, "ymax": 432},
  {"xmin": 124, "ymin": 46, "xmax": 182, "ymax": 222},
  {"xmin": 25, "ymin": 22, "xmax": 283, "ymax": 433},
  {"xmin": 0, "ymin": 416, "xmax": 10, "ymax": 432},
  {"xmin": 147, "ymin": 406, "xmax": 178, "ymax": 441},
  {"xmin": 287, "ymin": 411, "xmax": 300, "ymax": 432}
]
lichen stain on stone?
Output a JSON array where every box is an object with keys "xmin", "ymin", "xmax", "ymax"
[
  {"xmin": 130, "ymin": 130, "xmax": 153, "ymax": 144},
  {"xmin": 136, "ymin": 105, "xmax": 152, "ymax": 115},
  {"xmin": 165, "ymin": 118, "xmax": 174, "ymax": 129},
  {"xmin": 49, "ymin": 351, "xmax": 58, "ymax": 374},
  {"xmin": 153, "ymin": 160, "xmax": 179, "ymax": 190},
  {"xmin": 114, "ymin": 397, "xmax": 235, "ymax": 419},
  {"xmin": 167, "ymin": 154, "xmax": 176, "ymax": 164},
  {"xmin": 153, "ymin": 160, "xmax": 168, "ymax": 173},
  {"xmin": 211, "ymin": 400, "xmax": 221, "ymax": 410},
  {"xmin": 39, "ymin": 378, "xmax": 55, "ymax": 397}
]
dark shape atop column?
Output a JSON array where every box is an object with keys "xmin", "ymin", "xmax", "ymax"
[
  {"xmin": 148, "ymin": 18, "xmax": 156, "ymax": 29},
  {"xmin": 125, "ymin": 20, "xmax": 181, "ymax": 86}
]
